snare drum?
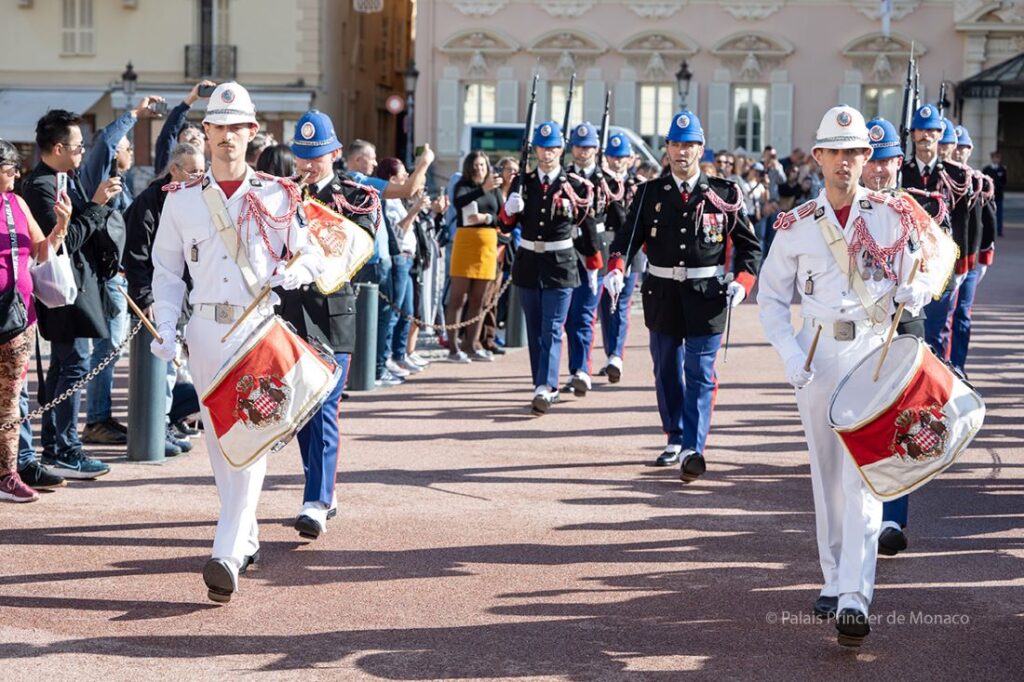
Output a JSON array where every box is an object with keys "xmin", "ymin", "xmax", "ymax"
[
  {"xmin": 201, "ymin": 316, "xmax": 340, "ymax": 470},
  {"xmin": 828, "ymin": 335, "xmax": 985, "ymax": 501}
]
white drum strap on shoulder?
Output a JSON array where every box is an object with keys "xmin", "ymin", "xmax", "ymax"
[
  {"xmin": 201, "ymin": 184, "xmax": 261, "ymax": 297},
  {"xmin": 816, "ymin": 217, "xmax": 891, "ymax": 325}
]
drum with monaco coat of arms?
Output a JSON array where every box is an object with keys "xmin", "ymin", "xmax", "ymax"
[
  {"xmin": 201, "ymin": 316, "xmax": 341, "ymax": 469},
  {"xmin": 828, "ymin": 335, "xmax": 985, "ymax": 501}
]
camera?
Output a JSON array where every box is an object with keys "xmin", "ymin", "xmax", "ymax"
[
  {"xmin": 148, "ymin": 100, "xmax": 169, "ymax": 116},
  {"xmin": 197, "ymin": 83, "xmax": 216, "ymax": 98}
]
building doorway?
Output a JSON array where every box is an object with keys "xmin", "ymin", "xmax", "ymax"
[{"xmin": 998, "ymin": 100, "xmax": 1024, "ymax": 190}]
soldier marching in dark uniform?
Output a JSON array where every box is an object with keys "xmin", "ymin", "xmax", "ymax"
[
  {"xmin": 500, "ymin": 121, "xmax": 595, "ymax": 415},
  {"xmin": 561, "ymin": 121, "xmax": 607, "ymax": 398},
  {"xmin": 278, "ymin": 110, "xmax": 379, "ymax": 540},
  {"xmin": 900, "ymin": 105, "xmax": 975, "ymax": 355},
  {"xmin": 605, "ymin": 111, "xmax": 760, "ymax": 480},
  {"xmin": 597, "ymin": 132, "xmax": 640, "ymax": 383}
]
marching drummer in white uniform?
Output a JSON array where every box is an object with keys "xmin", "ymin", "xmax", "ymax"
[
  {"xmin": 150, "ymin": 82, "xmax": 323, "ymax": 603},
  {"xmin": 757, "ymin": 106, "xmax": 937, "ymax": 646}
]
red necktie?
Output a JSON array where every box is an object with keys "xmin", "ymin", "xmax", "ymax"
[
  {"xmin": 680, "ymin": 188, "xmax": 690, "ymax": 204},
  {"xmin": 922, "ymin": 170, "xmax": 930, "ymax": 185}
]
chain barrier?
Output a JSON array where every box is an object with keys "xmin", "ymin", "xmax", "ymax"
[
  {"xmin": 354, "ymin": 276, "xmax": 514, "ymax": 333},
  {"xmin": 0, "ymin": 318, "xmax": 146, "ymax": 432}
]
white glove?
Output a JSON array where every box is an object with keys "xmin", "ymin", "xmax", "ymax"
[
  {"xmin": 150, "ymin": 323, "xmax": 177, "ymax": 363},
  {"xmin": 504, "ymin": 192, "xmax": 524, "ymax": 215},
  {"xmin": 893, "ymin": 279, "xmax": 931, "ymax": 314},
  {"xmin": 976, "ymin": 264, "xmax": 988, "ymax": 283},
  {"xmin": 587, "ymin": 268, "xmax": 599, "ymax": 296},
  {"xmin": 603, "ymin": 270, "xmax": 624, "ymax": 300},
  {"xmin": 951, "ymin": 271, "xmax": 967, "ymax": 291},
  {"xmin": 726, "ymin": 281, "xmax": 746, "ymax": 308},
  {"xmin": 784, "ymin": 354, "xmax": 814, "ymax": 389},
  {"xmin": 268, "ymin": 261, "xmax": 317, "ymax": 291}
]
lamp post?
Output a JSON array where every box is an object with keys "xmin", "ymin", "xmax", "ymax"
[
  {"xmin": 404, "ymin": 59, "xmax": 420, "ymax": 167},
  {"xmin": 675, "ymin": 59, "xmax": 693, "ymax": 111},
  {"xmin": 121, "ymin": 61, "xmax": 138, "ymax": 109}
]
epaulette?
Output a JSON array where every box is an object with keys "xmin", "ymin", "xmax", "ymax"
[
  {"xmin": 773, "ymin": 200, "xmax": 816, "ymax": 231},
  {"xmin": 162, "ymin": 175, "xmax": 204, "ymax": 193}
]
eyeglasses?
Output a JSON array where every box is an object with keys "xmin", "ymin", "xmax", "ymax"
[
  {"xmin": 61, "ymin": 142, "xmax": 87, "ymax": 155},
  {"xmin": 0, "ymin": 163, "xmax": 20, "ymax": 176}
]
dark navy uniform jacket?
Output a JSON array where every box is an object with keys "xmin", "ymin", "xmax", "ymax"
[
  {"xmin": 277, "ymin": 172, "xmax": 378, "ymax": 354},
  {"xmin": 609, "ymin": 171, "xmax": 761, "ymax": 338},
  {"xmin": 602, "ymin": 172, "xmax": 641, "ymax": 274},
  {"xmin": 901, "ymin": 160, "xmax": 976, "ymax": 274}
]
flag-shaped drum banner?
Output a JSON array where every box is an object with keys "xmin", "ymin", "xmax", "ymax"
[
  {"xmin": 302, "ymin": 198, "xmax": 375, "ymax": 295},
  {"xmin": 201, "ymin": 316, "xmax": 340, "ymax": 470},
  {"xmin": 828, "ymin": 335, "xmax": 985, "ymax": 501}
]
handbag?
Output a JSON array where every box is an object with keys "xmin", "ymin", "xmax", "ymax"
[
  {"xmin": 31, "ymin": 238, "xmax": 79, "ymax": 308},
  {"xmin": 0, "ymin": 194, "xmax": 29, "ymax": 344}
]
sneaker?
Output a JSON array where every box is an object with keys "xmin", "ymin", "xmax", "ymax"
[
  {"xmin": 397, "ymin": 357, "xmax": 423, "ymax": 374},
  {"xmin": 374, "ymin": 370, "xmax": 405, "ymax": 387},
  {"xmin": 485, "ymin": 345, "xmax": 507, "ymax": 355},
  {"xmin": 407, "ymin": 352, "xmax": 430, "ymax": 368},
  {"xmin": 447, "ymin": 351, "xmax": 471, "ymax": 364},
  {"xmin": 0, "ymin": 471, "xmax": 40, "ymax": 503},
  {"xmin": 571, "ymin": 371, "xmax": 592, "ymax": 397},
  {"xmin": 81, "ymin": 421, "xmax": 127, "ymax": 445},
  {"xmin": 167, "ymin": 432, "xmax": 193, "ymax": 453},
  {"xmin": 164, "ymin": 439, "xmax": 183, "ymax": 458},
  {"xmin": 18, "ymin": 461, "xmax": 66, "ymax": 490},
  {"xmin": 469, "ymin": 349, "xmax": 494, "ymax": 362},
  {"xmin": 295, "ymin": 501, "xmax": 329, "ymax": 540},
  {"xmin": 50, "ymin": 451, "xmax": 111, "ymax": 480},
  {"xmin": 606, "ymin": 356, "xmax": 623, "ymax": 384},
  {"xmin": 385, "ymin": 359, "xmax": 410, "ymax": 377},
  {"xmin": 104, "ymin": 417, "xmax": 128, "ymax": 435},
  {"xmin": 172, "ymin": 420, "xmax": 200, "ymax": 438}
]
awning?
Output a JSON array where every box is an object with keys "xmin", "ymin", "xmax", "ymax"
[
  {"xmin": 0, "ymin": 88, "xmax": 107, "ymax": 142},
  {"xmin": 109, "ymin": 88, "xmax": 315, "ymax": 115},
  {"xmin": 959, "ymin": 52, "xmax": 1024, "ymax": 99}
]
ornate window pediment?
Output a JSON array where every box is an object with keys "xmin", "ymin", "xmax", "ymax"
[
  {"xmin": 440, "ymin": 29, "xmax": 519, "ymax": 77},
  {"xmin": 535, "ymin": 0, "xmax": 596, "ymax": 18},
  {"xmin": 447, "ymin": 0, "xmax": 508, "ymax": 17},
  {"xmin": 624, "ymin": 0, "xmax": 688, "ymax": 18},
  {"xmin": 620, "ymin": 31, "xmax": 698, "ymax": 80},
  {"xmin": 955, "ymin": 1, "xmax": 1024, "ymax": 24},
  {"xmin": 853, "ymin": 0, "xmax": 919, "ymax": 21},
  {"xmin": 528, "ymin": 29, "xmax": 607, "ymax": 76},
  {"xmin": 719, "ymin": 1, "xmax": 786, "ymax": 20},
  {"xmin": 711, "ymin": 32, "xmax": 793, "ymax": 79},
  {"xmin": 843, "ymin": 33, "xmax": 926, "ymax": 83}
]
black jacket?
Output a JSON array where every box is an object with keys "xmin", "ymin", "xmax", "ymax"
[
  {"xmin": 276, "ymin": 174, "xmax": 378, "ymax": 354},
  {"xmin": 602, "ymin": 172, "xmax": 641, "ymax": 274},
  {"xmin": 22, "ymin": 162, "xmax": 124, "ymax": 341},
  {"xmin": 901, "ymin": 160, "xmax": 975, "ymax": 274},
  {"xmin": 123, "ymin": 174, "xmax": 171, "ymax": 308},
  {"xmin": 609, "ymin": 171, "xmax": 761, "ymax": 338}
]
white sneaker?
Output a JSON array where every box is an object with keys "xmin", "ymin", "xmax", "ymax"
[
  {"xmin": 295, "ymin": 501, "xmax": 329, "ymax": 539},
  {"xmin": 571, "ymin": 371, "xmax": 591, "ymax": 397},
  {"xmin": 398, "ymin": 357, "xmax": 423, "ymax": 373},
  {"xmin": 385, "ymin": 359, "xmax": 410, "ymax": 377},
  {"xmin": 407, "ymin": 352, "xmax": 430, "ymax": 367},
  {"xmin": 606, "ymin": 355, "xmax": 623, "ymax": 383}
]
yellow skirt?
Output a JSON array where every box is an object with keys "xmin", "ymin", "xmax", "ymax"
[{"xmin": 449, "ymin": 227, "xmax": 498, "ymax": 280}]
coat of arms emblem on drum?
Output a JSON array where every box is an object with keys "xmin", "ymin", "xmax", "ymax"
[
  {"xmin": 235, "ymin": 374, "xmax": 291, "ymax": 429},
  {"xmin": 890, "ymin": 403, "xmax": 949, "ymax": 461}
]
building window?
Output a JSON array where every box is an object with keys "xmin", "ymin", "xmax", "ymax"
[
  {"xmin": 549, "ymin": 83, "xmax": 584, "ymax": 123},
  {"xmin": 863, "ymin": 86, "xmax": 902, "ymax": 124},
  {"xmin": 733, "ymin": 86, "xmax": 768, "ymax": 153},
  {"xmin": 638, "ymin": 84, "xmax": 675, "ymax": 150},
  {"xmin": 463, "ymin": 83, "xmax": 496, "ymax": 125},
  {"xmin": 61, "ymin": 0, "xmax": 94, "ymax": 55}
]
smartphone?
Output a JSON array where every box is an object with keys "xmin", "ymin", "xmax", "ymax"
[
  {"xmin": 55, "ymin": 172, "xmax": 68, "ymax": 202},
  {"xmin": 109, "ymin": 164, "xmax": 121, "ymax": 179},
  {"xmin": 414, "ymin": 144, "xmax": 425, "ymax": 158},
  {"xmin": 198, "ymin": 83, "xmax": 216, "ymax": 98},
  {"xmin": 149, "ymin": 100, "xmax": 169, "ymax": 116}
]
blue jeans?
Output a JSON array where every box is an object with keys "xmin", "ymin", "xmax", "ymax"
[
  {"xmin": 388, "ymin": 254, "xmax": 414, "ymax": 362},
  {"xmin": 296, "ymin": 353, "xmax": 351, "ymax": 506},
  {"xmin": 17, "ymin": 382, "xmax": 34, "ymax": 469},
  {"xmin": 649, "ymin": 331, "xmax": 722, "ymax": 452},
  {"xmin": 372, "ymin": 258, "xmax": 394, "ymax": 377},
  {"xmin": 86, "ymin": 275, "xmax": 128, "ymax": 424},
  {"xmin": 41, "ymin": 337, "xmax": 92, "ymax": 458},
  {"xmin": 519, "ymin": 286, "xmax": 572, "ymax": 390},
  {"xmin": 949, "ymin": 267, "xmax": 981, "ymax": 372}
]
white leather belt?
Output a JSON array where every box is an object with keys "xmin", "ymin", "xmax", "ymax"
[
  {"xmin": 195, "ymin": 302, "xmax": 246, "ymax": 324},
  {"xmin": 803, "ymin": 317, "xmax": 875, "ymax": 341},
  {"xmin": 646, "ymin": 264, "xmax": 723, "ymax": 281},
  {"xmin": 519, "ymin": 238, "xmax": 574, "ymax": 253}
]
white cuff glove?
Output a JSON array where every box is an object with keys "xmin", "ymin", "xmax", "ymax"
[
  {"xmin": 587, "ymin": 268, "xmax": 599, "ymax": 296},
  {"xmin": 504, "ymin": 192, "xmax": 524, "ymax": 215},
  {"xmin": 268, "ymin": 260, "xmax": 317, "ymax": 291},
  {"xmin": 726, "ymin": 281, "xmax": 746, "ymax": 308},
  {"xmin": 952, "ymin": 272, "xmax": 967, "ymax": 291},
  {"xmin": 893, "ymin": 279, "xmax": 931, "ymax": 314},
  {"xmin": 784, "ymin": 354, "xmax": 814, "ymax": 389},
  {"xmin": 976, "ymin": 264, "xmax": 988, "ymax": 283},
  {"xmin": 150, "ymin": 323, "xmax": 177, "ymax": 363},
  {"xmin": 603, "ymin": 270, "xmax": 624, "ymax": 300}
]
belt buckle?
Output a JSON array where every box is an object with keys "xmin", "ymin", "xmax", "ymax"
[
  {"xmin": 214, "ymin": 303, "xmax": 235, "ymax": 324},
  {"xmin": 674, "ymin": 266, "xmax": 687, "ymax": 281},
  {"xmin": 535, "ymin": 241, "xmax": 546, "ymax": 253},
  {"xmin": 834, "ymin": 320, "xmax": 855, "ymax": 341}
]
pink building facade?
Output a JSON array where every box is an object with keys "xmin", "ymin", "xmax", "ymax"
[{"xmin": 415, "ymin": 1, "xmax": 1024, "ymax": 175}]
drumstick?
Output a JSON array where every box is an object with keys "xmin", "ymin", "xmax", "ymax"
[
  {"xmin": 873, "ymin": 259, "xmax": 920, "ymax": 382},
  {"xmin": 115, "ymin": 284, "xmax": 181, "ymax": 368},
  {"xmin": 804, "ymin": 325, "xmax": 823, "ymax": 372},
  {"xmin": 220, "ymin": 251, "xmax": 305, "ymax": 343}
]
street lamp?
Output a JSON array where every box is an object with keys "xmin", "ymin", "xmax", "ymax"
[
  {"xmin": 121, "ymin": 61, "xmax": 138, "ymax": 108},
  {"xmin": 675, "ymin": 59, "xmax": 693, "ymax": 111},
  {"xmin": 404, "ymin": 59, "xmax": 420, "ymax": 167}
]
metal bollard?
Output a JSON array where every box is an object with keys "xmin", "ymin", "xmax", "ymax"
[
  {"xmin": 126, "ymin": 316, "xmax": 167, "ymax": 463},
  {"xmin": 504, "ymin": 284, "xmax": 528, "ymax": 348},
  {"xmin": 349, "ymin": 283, "xmax": 379, "ymax": 391}
]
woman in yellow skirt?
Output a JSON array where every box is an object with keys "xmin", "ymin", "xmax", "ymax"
[{"xmin": 447, "ymin": 151, "xmax": 505, "ymax": 362}]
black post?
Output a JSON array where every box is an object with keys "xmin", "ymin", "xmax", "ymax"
[
  {"xmin": 349, "ymin": 283, "xmax": 379, "ymax": 391},
  {"xmin": 126, "ymin": 316, "xmax": 167, "ymax": 463}
]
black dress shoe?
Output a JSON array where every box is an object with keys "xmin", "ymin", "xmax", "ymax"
[
  {"xmin": 680, "ymin": 452, "xmax": 706, "ymax": 483},
  {"xmin": 814, "ymin": 595, "xmax": 838, "ymax": 619},
  {"xmin": 836, "ymin": 608, "xmax": 870, "ymax": 647},
  {"xmin": 655, "ymin": 448, "xmax": 682, "ymax": 467},
  {"xmin": 239, "ymin": 549, "xmax": 261, "ymax": 575},
  {"xmin": 203, "ymin": 558, "xmax": 237, "ymax": 604},
  {"xmin": 878, "ymin": 527, "xmax": 908, "ymax": 556}
]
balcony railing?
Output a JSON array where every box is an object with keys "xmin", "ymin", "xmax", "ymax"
[{"xmin": 184, "ymin": 44, "xmax": 237, "ymax": 80}]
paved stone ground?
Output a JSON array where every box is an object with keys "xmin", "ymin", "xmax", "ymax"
[{"xmin": 1, "ymin": 212, "xmax": 1022, "ymax": 680}]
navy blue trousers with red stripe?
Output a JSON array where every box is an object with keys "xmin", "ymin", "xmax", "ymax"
[
  {"xmin": 297, "ymin": 353, "xmax": 350, "ymax": 506},
  {"xmin": 649, "ymin": 331, "xmax": 720, "ymax": 452}
]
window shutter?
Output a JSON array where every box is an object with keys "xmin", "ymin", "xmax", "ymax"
[
  {"xmin": 436, "ymin": 78, "xmax": 460, "ymax": 155},
  {"xmin": 770, "ymin": 82, "xmax": 793, "ymax": 155},
  {"xmin": 496, "ymin": 70, "xmax": 519, "ymax": 123},
  {"xmin": 707, "ymin": 82, "xmax": 730, "ymax": 152}
]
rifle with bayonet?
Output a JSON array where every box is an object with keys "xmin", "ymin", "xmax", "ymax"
[
  {"xmin": 514, "ymin": 74, "xmax": 539, "ymax": 201},
  {"xmin": 559, "ymin": 72, "xmax": 576, "ymax": 167},
  {"xmin": 899, "ymin": 44, "xmax": 916, "ymax": 160},
  {"xmin": 596, "ymin": 89, "xmax": 612, "ymax": 171},
  {"xmin": 938, "ymin": 80, "xmax": 948, "ymax": 117}
]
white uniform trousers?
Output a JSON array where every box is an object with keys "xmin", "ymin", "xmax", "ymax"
[
  {"xmin": 794, "ymin": 320, "xmax": 883, "ymax": 615},
  {"xmin": 185, "ymin": 314, "xmax": 268, "ymax": 569}
]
